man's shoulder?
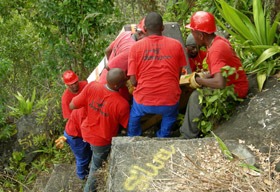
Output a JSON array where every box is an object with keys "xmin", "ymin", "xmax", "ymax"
[
  {"xmin": 133, "ymin": 37, "xmax": 147, "ymax": 44},
  {"xmin": 116, "ymin": 31, "xmax": 133, "ymax": 41},
  {"xmin": 87, "ymin": 81, "xmax": 100, "ymax": 88},
  {"xmin": 79, "ymin": 80, "xmax": 88, "ymax": 84},
  {"xmin": 213, "ymin": 36, "xmax": 231, "ymax": 47},
  {"xmin": 110, "ymin": 94, "xmax": 129, "ymax": 107},
  {"xmin": 81, "ymin": 81, "xmax": 99, "ymax": 93},
  {"xmin": 62, "ymin": 89, "xmax": 70, "ymax": 98},
  {"xmin": 79, "ymin": 80, "xmax": 88, "ymax": 86}
]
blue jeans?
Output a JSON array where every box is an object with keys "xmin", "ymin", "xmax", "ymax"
[
  {"xmin": 84, "ymin": 144, "xmax": 111, "ymax": 192},
  {"xmin": 64, "ymin": 131, "xmax": 92, "ymax": 180},
  {"xmin": 127, "ymin": 98, "xmax": 179, "ymax": 137}
]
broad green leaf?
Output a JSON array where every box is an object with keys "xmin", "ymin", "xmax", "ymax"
[
  {"xmin": 268, "ymin": 12, "xmax": 280, "ymax": 44},
  {"xmin": 215, "ymin": 18, "xmax": 243, "ymax": 41},
  {"xmin": 217, "ymin": 0, "xmax": 253, "ymax": 40},
  {"xmin": 31, "ymin": 88, "xmax": 36, "ymax": 103},
  {"xmin": 215, "ymin": 0, "xmax": 261, "ymax": 48},
  {"xmin": 257, "ymin": 73, "xmax": 266, "ymax": 91},
  {"xmin": 206, "ymin": 109, "xmax": 212, "ymax": 118},
  {"xmin": 255, "ymin": 46, "xmax": 280, "ymax": 67},
  {"xmin": 205, "ymin": 122, "xmax": 212, "ymax": 133},
  {"xmin": 208, "ymin": 95, "xmax": 219, "ymax": 103},
  {"xmin": 253, "ymin": 0, "xmax": 266, "ymax": 44}
]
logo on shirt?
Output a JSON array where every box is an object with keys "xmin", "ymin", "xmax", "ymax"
[
  {"xmin": 89, "ymin": 99, "xmax": 109, "ymax": 117},
  {"xmin": 143, "ymin": 48, "xmax": 171, "ymax": 61}
]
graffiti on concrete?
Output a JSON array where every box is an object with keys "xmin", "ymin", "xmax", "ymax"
[{"xmin": 123, "ymin": 145, "xmax": 176, "ymax": 191}]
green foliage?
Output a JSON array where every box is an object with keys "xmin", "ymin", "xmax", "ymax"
[
  {"xmin": 163, "ymin": 0, "xmax": 190, "ymax": 40},
  {"xmin": 4, "ymin": 151, "xmax": 32, "ymax": 191},
  {"xmin": 189, "ymin": 0, "xmax": 216, "ymax": 13},
  {"xmin": 30, "ymin": 0, "xmax": 123, "ymax": 76},
  {"xmin": 239, "ymin": 162, "xmax": 261, "ymax": 173},
  {"xmin": 34, "ymin": 92, "xmax": 65, "ymax": 137},
  {"xmin": 9, "ymin": 152, "xmax": 27, "ymax": 175},
  {"xmin": 32, "ymin": 138, "xmax": 73, "ymax": 164},
  {"xmin": 2, "ymin": 131, "xmax": 73, "ymax": 191},
  {"xmin": 0, "ymin": 123, "xmax": 16, "ymax": 141},
  {"xmin": 194, "ymin": 66, "xmax": 243, "ymax": 136},
  {"xmin": 163, "ymin": 0, "xmax": 190, "ymax": 24},
  {"xmin": 0, "ymin": 106, "xmax": 17, "ymax": 141},
  {"xmin": 215, "ymin": 0, "xmax": 280, "ymax": 90},
  {"xmin": 177, "ymin": 113, "xmax": 185, "ymax": 128},
  {"xmin": 0, "ymin": 58, "xmax": 12, "ymax": 104},
  {"xmin": 0, "ymin": 0, "xmax": 279, "ymax": 190},
  {"xmin": 114, "ymin": 0, "xmax": 165, "ymax": 24},
  {"xmin": 8, "ymin": 89, "xmax": 36, "ymax": 118},
  {"xmin": 163, "ymin": 0, "xmax": 217, "ymax": 39}
]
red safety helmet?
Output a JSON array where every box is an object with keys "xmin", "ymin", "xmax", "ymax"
[
  {"xmin": 136, "ymin": 18, "xmax": 146, "ymax": 34},
  {"xmin": 185, "ymin": 11, "xmax": 216, "ymax": 34},
  {"xmin": 62, "ymin": 70, "xmax": 78, "ymax": 85}
]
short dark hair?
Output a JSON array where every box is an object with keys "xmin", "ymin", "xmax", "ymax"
[{"xmin": 144, "ymin": 12, "xmax": 163, "ymax": 33}]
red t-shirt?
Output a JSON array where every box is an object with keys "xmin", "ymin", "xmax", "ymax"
[
  {"xmin": 65, "ymin": 107, "xmax": 86, "ymax": 138},
  {"xmin": 61, "ymin": 81, "xmax": 87, "ymax": 119},
  {"xmin": 72, "ymin": 81, "xmax": 130, "ymax": 146},
  {"xmin": 99, "ymin": 31, "xmax": 136, "ymax": 84},
  {"xmin": 128, "ymin": 35, "xmax": 187, "ymax": 106},
  {"xmin": 189, "ymin": 50, "xmax": 207, "ymax": 72},
  {"xmin": 207, "ymin": 36, "xmax": 249, "ymax": 98}
]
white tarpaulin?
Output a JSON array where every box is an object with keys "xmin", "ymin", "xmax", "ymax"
[{"xmin": 87, "ymin": 56, "xmax": 107, "ymax": 83}]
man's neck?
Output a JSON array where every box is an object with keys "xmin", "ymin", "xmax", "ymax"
[
  {"xmin": 105, "ymin": 84, "xmax": 117, "ymax": 92},
  {"xmin": 205, "ymin": 34, "xmax": 216, "ymax": 49},
  {"xmin": 147, "ymin": 32, "xmax": 162, "ymax": 36}
]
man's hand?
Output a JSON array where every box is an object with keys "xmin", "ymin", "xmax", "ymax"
[
  {"xmin": 197, "ymin": 71, "xmax": 210, "ymax": 79},
  {"xmin": 189, "ymin": 72, "xmax": 201, "ymax": 89},
  {"xmin": 55, "ymin": 136, "xmax": 67, "ymax": 149}
]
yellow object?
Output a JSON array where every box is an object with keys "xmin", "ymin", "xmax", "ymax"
[
  {"xmin": 130, "ymin": 24, "xmax": 137, "ymax": 34},
  {"xmin": 189, "ymin": 72, "xmax": 201, "ymax": 89},
  {"xmin": 127, "ymin": 80, "xmax": 135, "ymax": 95},
  {"xmin": 179, "ymin": 74, "xmax": 191, "ymax": 85},
  {"xmin": 55, "ymin": 136, "xmax": 67, "ymax": 149}
]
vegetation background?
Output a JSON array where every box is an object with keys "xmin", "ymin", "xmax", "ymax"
[{"xmin": 0, "ymin": 0, "xmax": 279, "ymax": 191}]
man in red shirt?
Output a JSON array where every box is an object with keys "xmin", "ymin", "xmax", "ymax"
[
  {"xmin": 61, "ymin": 70, "xmax": 87, "ymax": 119},
  {"xmin": 63, "ymin": 107, "xmax": 92, "ymax": 180},
  {"xmin": 127, "ymin": 12, "xmax": 187, "ymax": 137},
  {"xmin": 180, "ymin": 11, "xmax": 249, "ymax": 139},
  {"xmin": 70, "ymin": 68, "xmax": 130, "ymax": 191},
  {"xmin": 98, "ymin": 18, "xmax": 146, "ymax": 102},
  {"xmin": 185, "ymin": 33, "xmax": 207, "ymax": 72}
]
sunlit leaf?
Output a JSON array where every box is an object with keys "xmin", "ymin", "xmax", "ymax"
[
  {"xmin": 255, "ymin": 46, "xmax": 280, "ymax": 67},
  {"xmin": 208, "ymin": 95, "xmax": 219, "ymax": 103},
  {"xmin": 257, "ymin": 73, "xmax": 266, "ymax": 91}
]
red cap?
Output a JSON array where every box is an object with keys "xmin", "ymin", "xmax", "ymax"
[
  {"xmin": 186, "ymin": 11, "xmax": 216, "ymax": 34},
  {"xmin": 62, "ymin": 70, "xmax": 78, "ymax": 85}
]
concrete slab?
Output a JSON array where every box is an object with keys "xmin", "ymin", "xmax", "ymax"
[{"xmin": 107, "ymin": 137, "xmax": 220, "ymax": 192}]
